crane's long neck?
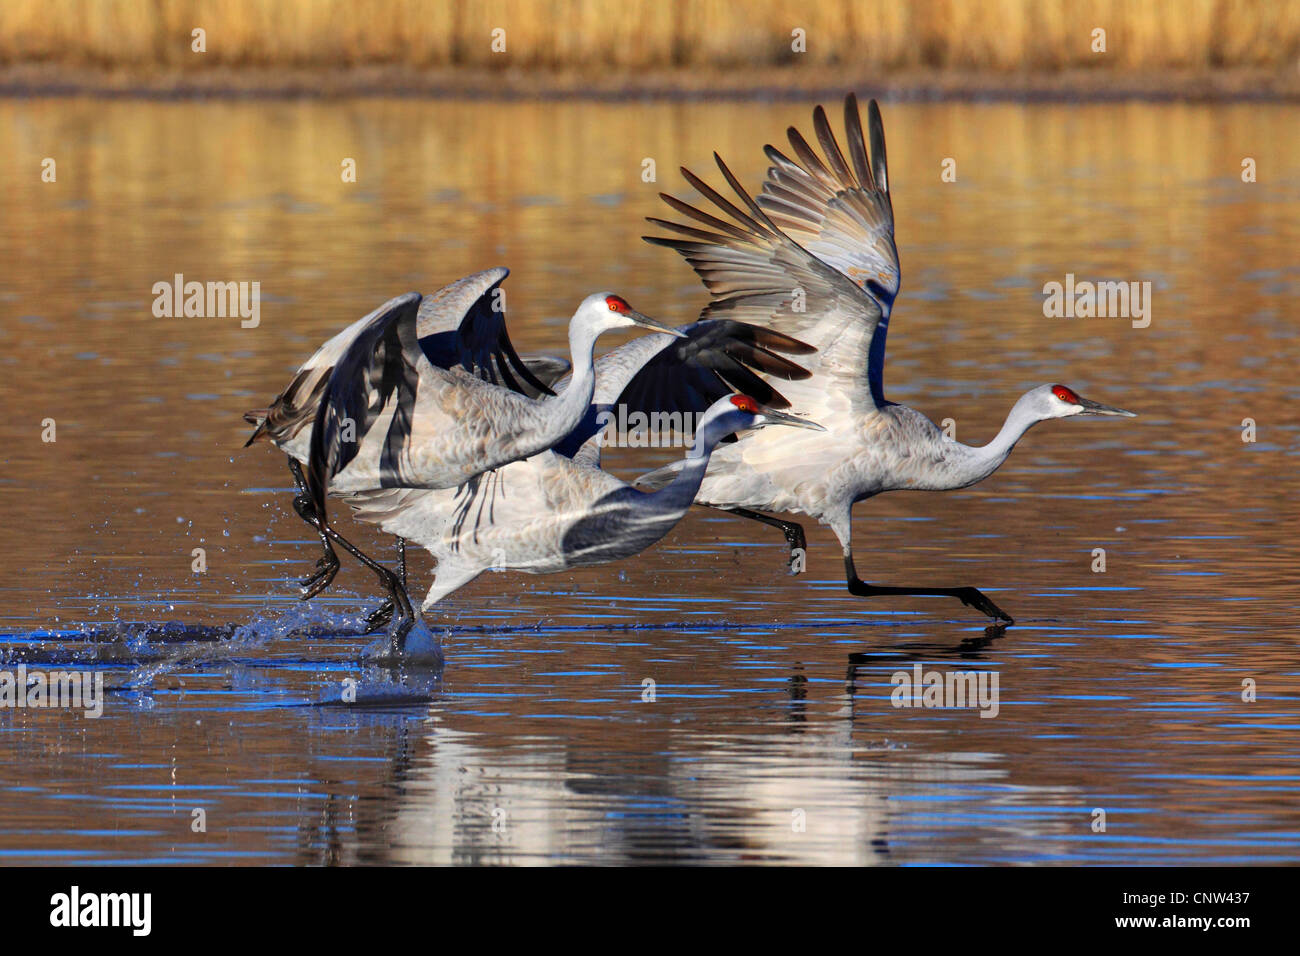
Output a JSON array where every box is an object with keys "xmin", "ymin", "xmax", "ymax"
[
  {"xmin": 951, "ymin": 393, "xmax": 1044, "ymax": 488},
  {"xmin": 542, "ymin": 320, "xmax": 600, "ymax": 439},
  {"xmin": 642, "ymin": 419, "xmax": 729, "ymax": 511}
]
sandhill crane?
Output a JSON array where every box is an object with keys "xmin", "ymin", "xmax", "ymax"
[
  {"xmin": 247, "ymin": 277, "xmax": 678, "ymax": 601},
  {"xmin": 245, "ymin": 269, "xmax": 567, "ymax": 605},
  {"xmin": 640, "ymin": 94, "xmax": 1136, "ymax": 625},
  {"xmin": 342, "ymin": 393, "xmax": 823, "ymax": 654},
  {"xmin": 305, "ymin": 289, "xmax": 685, "ymax": 507},
  {"xmin": 247, "ymin": 270, "xmax": 812, "ymax": 631}
]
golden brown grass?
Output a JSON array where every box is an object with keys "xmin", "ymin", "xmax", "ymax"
[{"xmin": 1, "ymin": 0, "xmax": 1298, "ymax": 76}]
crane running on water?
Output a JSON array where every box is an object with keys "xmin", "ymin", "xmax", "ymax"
[
  {"xmin": 246, "ymin": 269, "xmax": 813, "ymax": 634},
  {"xmin": 341, "ymin": 393, "xmax": 823, "ymax": 655},
  {"xmin": 244, "ymin": 270, "xmax": 572, "ymax": 611},
  {"xmin": 246, "ymin": 278, "xmax": 679, "ymax": 625},
  {"xmin": 639, "ymin": 93, "xmax": 1136, "ymax": 625}
]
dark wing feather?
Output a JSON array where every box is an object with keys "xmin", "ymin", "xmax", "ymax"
[
  {"xmin": 306, "ymin": 292, "xmax": 423, "ymax": 523},
  {"xmin": 618, "ymin": 320, "xmax": 811, "ymax": 414},
  {"xmin": 245, "ymin": 269, "xmax": 548, "ymax": 451},
  {"xmin": 415, "ymin": 268, "xmax": 551, "ymax": 397},
  {"xmin": 553, "ymin": 320, "xmax": 812, "ymax": 465}
]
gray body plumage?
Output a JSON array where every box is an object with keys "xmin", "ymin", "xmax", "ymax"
[
  {"xmin": 342, "ymin": 397, "xmax": 813, "ymax": 611},
  {"xmin": 344, "ymin": 451, "xmax": 695, "ymax": 608},
  {"xmin": 307, "ymin": 286, "xmax": 695, "ymax": 515}
]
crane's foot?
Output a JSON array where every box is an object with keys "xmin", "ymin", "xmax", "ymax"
[
  {"xmin": 362, "ymin": 539, "xmax": 410, "ymax": 632},
  {"xmin": 364, "ymin": 599, "xmax": 395, "ymax": 634},
  {"xmin": 315, "ymin": 518, "xmax": 421, "ymax": 657},
  {"xmin": 291, "ymin": 489, "xmax": 342, "ymax": 599},
  {"xmin": 292, "ymin": 491, "xmax": 318, "ymax": 525},
  {"xmin": 722, "ymin": 507, "xmax": 808, "ymax": 575},
  {"xmin": 356, "ymin": 552, "xmax": 416, "ymax": 652},
  {"xmin": 775, "ymin": 522, "xmax": 806, "ymax": 554},
  {"xmin": 299, "ymin": 552, "xmax": 340, "ymax": 600},
  {"xmin": 954, "ymin": 587, "xmax": 1015, "ymax": 625},
  {"xmin": 846, "ymin": 577, "xmax": 1015, "ymax": 626},
  {"xmin": 783, "ymin": 526, "xmax": 807, "ymax": 575}
]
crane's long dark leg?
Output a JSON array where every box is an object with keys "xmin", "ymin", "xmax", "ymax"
[
  {"xmin": 844, "ymin": 552, "xmax": 1014, "ymax": 625},
  {"xmin": 288, "ymin": 457, "xmax": 407, "ymax": 633},
  {"xmin": 719, "ymin": 507, "xmax": 807, "ymax": 572},
  {"xmin": 319, "ymin": 522, "xmax": 416, "ymax": 651},
  {"xmin": 362, "ymin": 537, "xmax": 408, "ymax": 633},
  {"xmin": 288, "ymin": 458, "xmax": 340, "ymax": 599}
]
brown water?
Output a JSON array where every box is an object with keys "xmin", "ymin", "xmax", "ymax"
[{"xmin": 0, "ymin": 97, "xmax": 1298, "ymax": 865}]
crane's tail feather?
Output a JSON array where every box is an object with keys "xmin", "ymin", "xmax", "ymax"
[{"xmin": 243, "ymin": 409, "xmax": 270, "ymax": 446}]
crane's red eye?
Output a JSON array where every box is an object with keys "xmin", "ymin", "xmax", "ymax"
[
  {"xmin": 1052, "ymin": 385, "xmax": 1080, "ymax": 404},
  {"xmin": 730, "ymin": 395, "xmax": 759, "ymax": 413},
  {"xmin": 605, "ymin": 295, "xmax": 630, "ymax": 313}
]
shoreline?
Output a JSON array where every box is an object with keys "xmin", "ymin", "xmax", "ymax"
[{"xmin": 2, "ymin": 64, "xmax": 1298, "ymax": 102}]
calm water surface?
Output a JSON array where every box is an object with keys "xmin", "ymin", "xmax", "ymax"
[{"xmin": 0, "ymin": 97, "xmax": 1297, "ymax": 864}]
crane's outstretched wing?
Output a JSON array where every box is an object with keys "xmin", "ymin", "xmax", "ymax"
[
  {"xmin": 244, "ymin": 268, "xmax": 551, "ymax": 447},
  {"xmin": 415, "ymin": 267, "xmax": 552, "ymax": 398},
  {"xmin": 599, "ymin": 319, "xmax": 812, "ymax": 412},
  {"xmin": 644, "ymin": 93, "xmax": 898, "ymax": 411},
  {"xmin": 306, "ymin": 292, "xmax": 424, "ymax": 521},
  {"xmin": 553, "ymin": 319, "xmax": 813, "ymax": 467}
]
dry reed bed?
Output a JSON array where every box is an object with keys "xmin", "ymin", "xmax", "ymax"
[{"xmin": 1, "ymin": 0, "xmax": 1297, "ymax": 75}]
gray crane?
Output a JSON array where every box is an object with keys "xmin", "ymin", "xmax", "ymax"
[
  {"xmin": 247, "ymin": 278, "xmax": 678, "ymax": 624},
  {"xmin": 246, "ymin": 270, "xmax": 812, "ymax": 632},
  {"xmin": 640, "ymin": 94, "xmax": 1136, "ymax": 625},
  {"xmin": 245, "ymin": 270, "xmax": 572, "ymax": 607},
  {"xmin": 342, "ymin": 393, "xmax": 822, "ymax": 654}
]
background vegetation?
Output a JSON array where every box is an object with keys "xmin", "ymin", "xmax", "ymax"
[{"xmin": 0, "ymin": 0, "xmax": 1296, "ymax": 78}]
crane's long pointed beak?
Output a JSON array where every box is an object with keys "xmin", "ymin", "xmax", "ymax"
[
  {"xmin": 628, "ymin": 310, "xmax": 688, "ymax": 338},
  {"xmin": 1077, "ymin": 396, "xmax": 1137, "ymax": 417},
  {"xmin": 756, "ymin": 405, "xmax": 826, "ymax": 431}
]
